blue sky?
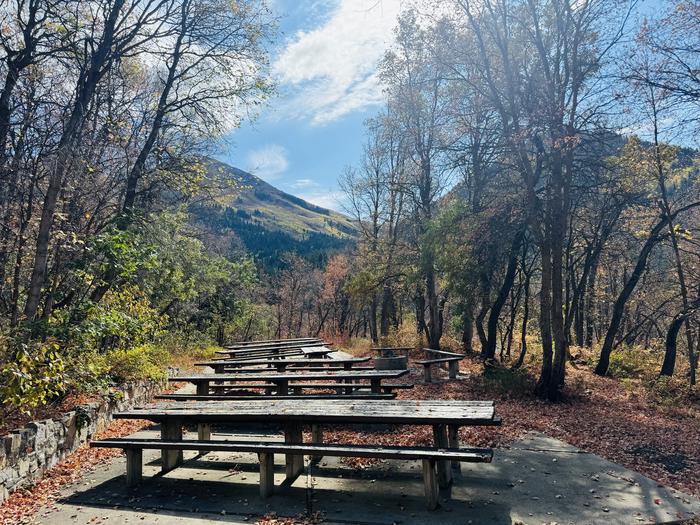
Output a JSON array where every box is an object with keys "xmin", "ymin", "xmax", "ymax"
[
  {"xmin": 218, "ymin": 0, "xmax": 404, "ymax": 211},
  {"xmin": 218, "ymin": 0, "xmax": 662, "ymax": 212}
]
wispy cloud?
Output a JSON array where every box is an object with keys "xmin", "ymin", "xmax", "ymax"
[
  {"xmin": 291, "ymin": 178, "xmax": 319, "ymax": 189},
  {"xmin": 246, "ymin": 144, "xmax": 289, "ymax": 180},
  {"xmin": 297, "ymin": 189, "xmax": 343, "ymax": 211},
  {"xmin": 273, "ymin": 0, "xmax": 404, "ymax": 125}
]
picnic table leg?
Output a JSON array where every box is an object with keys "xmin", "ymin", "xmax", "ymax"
[
  {"xmin": 424, "ymin": 364, "xmax": 432, "ymax": 383},
  {"xmin": 311, "ymin": 424, "xmax": 323, "ymax": 463},
  {"xmin": 125, "ymin": 448, "xmax": 142, "ymax": 487},
  {"xmin": 284, "ymin": 423, "xmax": 304, "ymax": 479},
  {"xmin": 422, "ymin": 459, "xmax": 439, "ymax": 510},
  {"xmin": 276, "ymin": 379, "xmax": 288, "ymax": 396},
  {"xmin": 370, "ymin": 378, "xmax": 381, "ymax": 394},
  {"xmin": 259, "ymin": 452, "xmax": 274, "ymax": 497},
  {"xmin": 161, "ymin": 419, "xmax": 183, "ymax": 473},
  {"xmin": 195, "ymin": 381, "xmax": 211, "ymax": 453},
  {"xmin": 447, "ymin": 425, "xmax": 461, "ymax": 473},
  {"xmin": 448, "ymin": 361, "xmax": 458, "ymax": 379},
  {"xmin": 432, "ymin": 424, "xmax": 452, "ymax": 488}
]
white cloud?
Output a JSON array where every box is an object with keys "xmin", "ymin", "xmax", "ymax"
[
  {"xmin": 273, "ymin": 0, "xmax": 404, "ymax": 125},
  {"xmin": 292, "ymin": 178, "xmax": 319, "ymax": 189},
  {"xmin": 246, "ymin": 144, "xmax": 289, "ymax": 180},
  {"xmin": 297, "ymin": 190, "xmax": 343, "ymax": 211}
]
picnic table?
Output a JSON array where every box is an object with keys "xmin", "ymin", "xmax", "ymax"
[
  {"xmin": 229, "ymin": 337, "xmax": 321, "ymax": 347},
  {"xmin": 194, "ymin": 356, "xmax": 371, "ymax": 373},
  {"xmin": 223, "ymin": 340, "xmax": 328, "ymax": 351},
  {"xmin": 169, "ymin": 369, "xmax": 408, "ymax": 396},
  {"xmin": 96, "ymin": 398, "xmax": 500, "ymax": 509},
  {"xmin": 215, "ymin": 345, "xmax": 334, "ymax": 360}
]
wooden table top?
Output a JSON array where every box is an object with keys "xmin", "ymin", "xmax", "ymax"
[
  {"xmin": 230, "ymin": 338, "xmax": 320, "ymax": 346},
  {"xmin": 116, "ymin": 399, "xmax": 498, "ymax": 426},
  {"xmin": 195, "ymin": 357, "xmax": 370, "ymax": 367},
  {"xmin": 223, "ymin": 341, "xmax": 327, "ymax": 351},
  {"xmin": 216, "ymin": 346, "xmax": 333, "ymax": 356},
  {"xmin": 168, "ymin": 369, "xmax": 408, "ymax": 383}
]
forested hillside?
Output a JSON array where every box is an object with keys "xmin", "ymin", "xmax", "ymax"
[{"xmin": 189, "ymin": 159, "xmax": 355, "ymax": 269}]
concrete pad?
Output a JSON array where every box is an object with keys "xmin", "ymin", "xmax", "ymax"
[{"xmin": 35, "ymin": 429, "xmax": 700, "ymax": 525}]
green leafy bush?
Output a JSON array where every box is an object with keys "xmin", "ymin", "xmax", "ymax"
[
  {"xmin": 106, "ymin": 344, "xmax": 170, "ymax": 382},
  {"xmin": 0, "ymin": 342, "xmax": 67, "ymax": 414},
  {"xmin": 480, "ymin": 363, "xmax": 535, "ymax": 397},
  {"xmin": 607, "ymin": 345, "xmax": 660, "ymax": 381},
  {"xmin": 644, "ymin": 375, "xmax": 692, "ymax": 406}
]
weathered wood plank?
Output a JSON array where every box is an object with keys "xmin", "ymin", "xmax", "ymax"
[
  {"xmin": 156, "ymin": 393, "xmax": 397, "ymax": 401},
  {"xmin": 92, "ymin": 439, "xmax": 494, "ymax": 462}
]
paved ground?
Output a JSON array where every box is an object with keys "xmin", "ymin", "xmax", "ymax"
[{"xmin": 34, "ymin": 427, "xmax": 700, "ymax": 525}]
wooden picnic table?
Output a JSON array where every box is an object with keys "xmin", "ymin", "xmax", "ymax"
[
  {"xmin": 212, "ymin": 346, "xmax": 336, "ymax": 361},
  {"xmin": 169, "ymin": 369, "xmax": 408, "ymax": 395},
  {"xmin": 195, "ymin": 356, "xmax": 371, "ymax": 373},
  {"xmin": 215, "ymin": 346, "xmax": 334, "ymax": 359},
  {"xmin": 229, "ymin": 337, "xmax": 321, "ymax": 347},
  {"xmin": 114, "ymin": 398, "xmax": 499, "ymax": 493},
  {"xmin": 224, "ymin": 340, "xmax": 327, "ymax": 351}
]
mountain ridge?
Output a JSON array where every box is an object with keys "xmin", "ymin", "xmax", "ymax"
[{"xmin": 189, "ymin": 158, "xmax": 356, "ymax": 269}]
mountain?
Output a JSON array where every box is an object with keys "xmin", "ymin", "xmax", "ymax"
[{"xmin": 189, "ymin": 158, "xmax": 356, "ymax": 269}]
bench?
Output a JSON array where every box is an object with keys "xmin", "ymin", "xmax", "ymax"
[
  {"xmin": 90, "ymin": 438, "xmax": 493, "ymax": 509},
  {"xmin": 207, "ymin": 382, "xmax": 413, "ymax": 395},
  {"xmin": 155, "ymin": 392, "xmax": 397, "ymax": 401},
  {"xmin": 415, "ymin": 349, "xmax": 465, "ymax": 383}
]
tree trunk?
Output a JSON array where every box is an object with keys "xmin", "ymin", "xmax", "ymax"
[
  {"xmin": 660, "ymin": 315, "xmax": 685, "ymax": 377},
  {"xmin": 484, "ymin": 231, "xmax": 523, "ymax": 359},
  {"xmin": 595, "ymin": 213, "xmax": 675, "ymax": 375},
  {"xmin": 24, "ymin": 0, "xmax": 126, "ymax": 321}
]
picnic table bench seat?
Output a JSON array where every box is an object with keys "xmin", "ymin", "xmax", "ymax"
[
  {"xmin": 90, "ymin": 437, "xmax": 493, "ymax": 509},
  {"xmin": 155, "ymin": 392, "xmax": 397, "ymax": 401},
  {"xmin": 415, "ymin": 349, "xmax": 466, "ymax": 383},
  {"xmin": 206, "ymin": 382, "xmax": 413, "ymax": 395},
  {"xmin": 169, "ymin": 370, "xmax": 410, "ymax": 396}
]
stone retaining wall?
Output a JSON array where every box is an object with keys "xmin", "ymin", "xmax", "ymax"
[{"xmin": 0, "ymin": 379, "xmax": 164, "ymax": 504}]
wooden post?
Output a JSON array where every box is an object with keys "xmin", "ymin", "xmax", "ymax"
[
  {"xmin": 448, "ymin": 425, "xmax": 461, "ymax": 473},
  {"xmin": 198, "ymin": 423, "xmax": 211, "ymax": 455},
  {"xmin": 311, "ymin": 424, "xmax": 322, "ymax": 463},
  {"xmin": 432, "ymin": 424, "xmax": 451, "ymax": 487},
  {"xmin": 370, "ymin": 378, "xmax": 381, "ymax": 394},
  {"xmin": 196, "ymin": 381, "xmax": 211, "ymax": 454},
  {"xmin": 276, "ymin": 379, "xmax": 288, "ymax": 396},
  {"xmin": 284, "ymin": 423, "xmax": 303, "ymax": 479},
  {"xmin": 422, "ymin": 459, "xmax": 439, "ymax": 510},
  {"xmin": 424, "ymin": 364, "xmax": 432, "ymax": 383},
  {"xmin": 448, "ymin": 361, "xmax": 458, "ymax": 379},
  {"xmin": 196, "ymin": 380, "xmax": 210, "ymax": 396},
  {"xmin": 125, "ymin": 448, "xmax": 142, "ymax": 487},
  {"xmin": 161, "ymin": 420, "xmax": 183, "ymax": 473},
  {"xmin": 259, "ymin": 452, "xmax": 274, "ymax": 497}
]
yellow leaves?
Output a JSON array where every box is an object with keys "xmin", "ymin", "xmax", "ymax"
[{"xmin": 674, "ymin": 223, "xmax": 693, "ymax": 240}]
